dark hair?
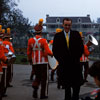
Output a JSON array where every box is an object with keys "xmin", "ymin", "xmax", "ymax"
[
  {"xmin": 89, "ymin": 60, "xmax": 100, "ymax": 81},
  {"xmin": 63, "ymin": 18, "xmax": 72, "ymax": 24}
]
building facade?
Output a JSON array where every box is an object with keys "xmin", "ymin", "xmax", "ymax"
[{"xmin": 43, "ymin": 14, "xmax": 100, "ymax": 40}]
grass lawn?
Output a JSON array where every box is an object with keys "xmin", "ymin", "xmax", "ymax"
[{"xmin": 14, "ymin": 55, "xmax": 29, "ymax": 64}]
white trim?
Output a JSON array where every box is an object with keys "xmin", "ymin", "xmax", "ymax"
[
  {"xmin": 32, "ymin": 62, "xmax": 48, "ymax": 65},
  {"xmin": 2, "ymin": 66, "xmax": 7, "ymax": 68}
]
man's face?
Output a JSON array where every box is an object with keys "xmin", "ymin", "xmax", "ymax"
[{"xmin": 63, "ymin": 20, "xmax": 72, "ymax": 33}]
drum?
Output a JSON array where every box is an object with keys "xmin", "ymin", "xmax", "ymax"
[
  {"xmin": 7, "ymin": 52, "xmax": 16, "ymax": 64},
  {"xmin": 48, "ymin": 44, "xmax": 58, "ymax": 70}
]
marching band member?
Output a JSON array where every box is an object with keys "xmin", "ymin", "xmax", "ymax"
[
  {"xmin": 1, "ymin": 28, "xmax": 15, "ymax": 96},
  {"xmin": 0, "ymin": 25, "xmax": 3, "ymax": 83},
  {"xmin": 50, "ymin": 28, "xmax": 64, "ymax": 89},
  {"xmin": 27, "ymin": 19, "xmax": 53, "ymax": 99},
  {"xmin": 0, "ymin": 26, "xmax": 8, "ymax": 99},
  {"xmin": 6, "ymin": 28, "xmax": 15, "ymax": 87},
  {"xmin": 50, "ymin": 28, "xmax": 62, "ymax": 81},
  {"xmin": 80, "ymin": 32, "xmax": 93, "ymax": 83}
]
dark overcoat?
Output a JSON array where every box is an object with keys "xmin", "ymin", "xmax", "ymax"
[{"xmin": 52, "ymin": 30, "xmax": 84, "ymax": 86}]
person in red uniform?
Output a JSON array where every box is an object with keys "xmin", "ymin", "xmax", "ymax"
[
  {"xmin": 0, "ymin": 26, "xmax": 9, "ymax": 99},
  {"xmin": 5, "ymin": 28, "xmax": 15, "ymax": 87},
  {"xmin": 0, "ymin": 25, "xmax": 4, "ymax": 78},
  {"xmin": 80, "ymin": 32, "xmax": 93, "ymax": 83},
  {"xmin": 50, "ymin": 28, "xmax": 62, "ymax": 81},
  {"xmin": 1, "ymin": 28, "xmax": 15, "ymax": 97},
  {"xmin": 27, "ymin": 19, "xmax": 53, "ymax": 99}
]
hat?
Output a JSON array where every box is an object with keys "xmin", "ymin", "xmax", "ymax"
[
  {"xmin": 7, "ymin": 28, "xmax": 10, "ymax": 34},
  {"xmin": 0, "ymin": 25, "xmax": 3, "ymax": 37},
  {"xmin": 0, "ymin": 25, "xmax": 2, "ymax": 32},
  {"xmin": 0, "ymin": 29, "xmax": 5, "ymax": 37},
  {"xmin": 56, "ymin": 28, "xmax": 62, "ymax": 33},
  {"xmin": 34, "ymin": 24, "xmax": 43, "ymax": 32},
  {"xmin": 38, "ymin": 19, "xmax": 43, "ymax": 26},
  {"xmin": 34, "ymin": 19, "xmax": 43, "ymax": 32},
  {"xmin": 79, "ymin": 32, "xmax": 84, "ymax": 38},
  {"xmin": 3, "ymin": 28, "xmax": 11, "ymax": 38}
]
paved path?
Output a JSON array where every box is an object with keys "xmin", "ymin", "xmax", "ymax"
[{"xmin": 3, "ymin": 61, "xmax": 98, "ymax": 100}]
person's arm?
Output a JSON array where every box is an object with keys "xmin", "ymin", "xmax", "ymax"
[
  {"xmin": 43, "ymin": 39, "xmax": 53, "ymax": 56},
  {"xmin": 0, "ymin": 45, "xmax": 7, "ymax": 63},
  {"xmin": 52, "ymin": 33, "xmax": 62, "ymax": 63},
  {"xmin": 84, "ymin": 45, "xmax": 90, "ymax": 57},
  {"xmin": 27, "ymin": 39, "xmax": 32, "ymax": 63}
]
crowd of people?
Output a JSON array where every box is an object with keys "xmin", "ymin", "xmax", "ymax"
[{"xmin": 0, "ymin": 17, "xmax": 100, "ymax": 100}]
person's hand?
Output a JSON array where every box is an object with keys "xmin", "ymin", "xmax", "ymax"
[{"xmin": 4, "ymin": 58, "xmax": 11, "ymax": 64}]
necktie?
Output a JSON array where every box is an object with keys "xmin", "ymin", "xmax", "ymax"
[{"xmin": 66, "ymin": 33, "xmax": 69, "ymax": 48}]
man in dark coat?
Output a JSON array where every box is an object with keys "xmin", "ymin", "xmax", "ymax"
[{"xmin": 52, "ymin": 18, "xmax": 84, "ymax": 100}]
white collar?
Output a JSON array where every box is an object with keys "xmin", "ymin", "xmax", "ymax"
[{"xmin": 64, "ymin": 30, "xmax": 70, "ymax": 38}]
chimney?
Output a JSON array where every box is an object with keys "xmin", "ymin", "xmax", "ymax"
[{"xmin": 87, "ymin": 14, "xmax": 90, "ymax": 18}]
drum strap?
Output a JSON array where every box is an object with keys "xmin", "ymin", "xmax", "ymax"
[
  {"xmin": 32, "ymin": 37, "xmax": 42, "ymax": 63},
  {"xmin": 33, "ymin": 37, "xmax": 42, "ymax": 51},
  {"xmin": 0, "ymin": 41, "xmax": 2, "ymax": 45}
]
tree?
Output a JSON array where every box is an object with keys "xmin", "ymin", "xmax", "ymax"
[{"xmin": 0, "ymin": 0, "xmax": 32, "ymax": 49}]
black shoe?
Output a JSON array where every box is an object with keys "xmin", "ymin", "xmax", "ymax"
[
  {"xmin": 30, "ymin": 76, "xmax": 33, "ymax": 80},
  {"xmin": 57, "ymin": 85, "xmax": 60, "ymax": 89},
  {"xmin": 62, "ymin": 86, "xmax": 65, "ymax": 89},
  {"xmin": 0, "ymin": 95, "xmax": 2, "ymax": 100},
  {"xmin": 51, "ymin": 76, "xmax": 54, "ymax": 81},
  {"xmin": 2, "ymin": 94, "xmax": 7, "ymax": 97},
  {"xmin": 40, "ymin": 96, "xmax": 48, "ymax": 99},
  {"xmin": 84, "ymin": 79, "xmax": 88, "ymax": 83},
  {"xmin": 32, "ymin": 90, "xmax": 38, "ymax": 98},
  {"xmin": 8, "ymin": 84, "xmax": 13, "ymax": 87}
]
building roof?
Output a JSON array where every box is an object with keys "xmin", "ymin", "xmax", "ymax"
[{"xmin": 45, "ymin": 14, "xmax": 91, "ymax": 24}]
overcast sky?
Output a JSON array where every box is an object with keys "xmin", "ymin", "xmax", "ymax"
[{"xmin": 16, "ymin": 0, "xmax": 100, "ymax": 25}]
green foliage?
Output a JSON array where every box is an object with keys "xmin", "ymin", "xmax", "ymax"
[
  {"xmin": 0, "ymin": 0, "xmax": 32, "ymax": 49},
  {"xmin": 0, "ymin": 0, "xmax": 31, "ymax": 33},
  {"xmin": 14, "ymin": 55, "xmax": 29, "ymax": 65}
]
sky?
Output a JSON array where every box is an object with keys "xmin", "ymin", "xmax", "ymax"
[{"xmin": 16, "ymin": 0, "xmax": 100, "ymax": 25}]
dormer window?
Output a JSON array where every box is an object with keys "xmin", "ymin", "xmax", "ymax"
[
  {"xmin": 56, "ymin": 18, "xmax": 60, "ymax": 23},
  {"xmin": 78, "ymin": 18, "xmax": 82, "ymax": 23}
]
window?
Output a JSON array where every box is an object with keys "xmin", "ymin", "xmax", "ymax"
[
  {"xmin": 77, "ymin": 18, "xmax": 82, "ymax": 23},
  {"xmin": 56, "ymin": 18, "xmax": 60, "ymax": 23}
]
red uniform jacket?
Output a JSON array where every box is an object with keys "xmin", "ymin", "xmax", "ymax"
[
  {"xmin": 80, "ymin": 45, "xmax": 90, "ymax": 62},
  {"xmin": 0, "ymin": 39, "xmax": 7, "ymax": 73},
  {"xmin": 27, "ymin": 35, "xmax": 53, "ymax": 65},
  {"xmin": 2, "ymin": 40, "xmax": 14, "ymax": 68}
]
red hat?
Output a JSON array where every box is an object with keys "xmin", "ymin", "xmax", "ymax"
[
  {"xmin": 0, "ymin": 25, "xmax": 3, "ymax": 37},
  {"xmin": 0, "ymin": 29, "xmax": 5, "ymax": 37},
  {"xmin": 34, "ymin": 24, "xmax": 43, "ymax": 32},
  {"xmin": 34, "ymin": 19, "xmax": 43, "ymax": 32}
]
